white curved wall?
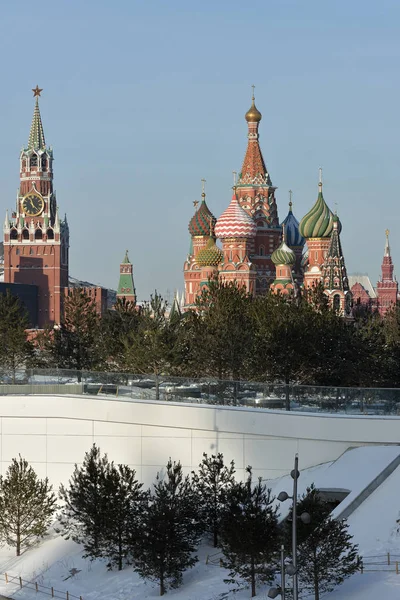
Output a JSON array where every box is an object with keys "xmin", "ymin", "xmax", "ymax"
[{"xmin": 0, "ymin": 394, "xmax": 399, "ymax": 488}]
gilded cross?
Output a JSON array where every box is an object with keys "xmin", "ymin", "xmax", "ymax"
[
  {"xmin": 201, "ymin": 178, "xmax": 206, "ymax": 195},
  {"xmin": 289, "ymin": 189, "xmax": 293, "ymax": 207},
  {"xmin": 251, "ymin": 84, "xmax": 255, "ymax": 99},
  {"xmin": 233, "ymin": 171, "xmax": 237, "ymax": 186}
]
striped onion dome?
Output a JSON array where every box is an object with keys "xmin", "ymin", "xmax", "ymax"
[
  {"xmin": 299, "ymin": 182, "xmax": 335, "ymax": 239},
  {"xmin": 189, "ymin": 194, "xmax": 216, "ymax": 237},
  {"xmin": 271, "ymin": 240, "xmax": 296, "ymax": 266},
  {"xmin": 215, "ymin": 193, "xmax": 257, "ymax": 239},
  {"xmin": 196, "ymin": 237, "xmax": 223, "ymax": 267},
  {"xmin": 281, "ymin": 202, "xmax": 305, "ymax": 247}
]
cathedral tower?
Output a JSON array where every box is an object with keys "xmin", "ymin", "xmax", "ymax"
[
  {"xmin": 299, "ymin": 172, "xmax": 335, "ymax": 290},
  {"xmin": 215, "ymin": 189, "xmax": 257, "ymax": 294},
  {"xmin": 184, "ymin": 182, "xmax": 217, "ymax": 307},
  {"xmin": 321, "ymin": 215, "xmax": 352, "ymax": 315},
  {"xmin": 376, "ymin": 229, "xmax": 398, "ymax": 315},
  {"xmin": 280, "ymin": 192, "xmax": 305, "ymax": 282},
  {"xmin": 235, "ymin": 88, "xmax": 281, "ymax": 293},
  {"xmin": 3, "ymin": 87, "xmax": 69, "ymax": 328}
]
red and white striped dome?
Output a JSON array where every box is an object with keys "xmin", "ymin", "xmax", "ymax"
[{"xmin": 215, "ymin": 194, "xmax": 257, "ymax": 239}]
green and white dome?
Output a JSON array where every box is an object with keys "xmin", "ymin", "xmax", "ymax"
[
  {"xmin": 271, "ymin": 240, "xmax": 296, "ymax": 266},
  {"xmin": 299, "ymin": 182, "xmax": 335, "ymax": 239}
]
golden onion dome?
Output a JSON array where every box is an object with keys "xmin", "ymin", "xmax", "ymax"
[
  {"xmin": 245, "ymin": 97, "xmax": 262, "ymax": 123},
  {"xmin": 196, "ymin": 237, "xmax": 223, "ymax": 267}
]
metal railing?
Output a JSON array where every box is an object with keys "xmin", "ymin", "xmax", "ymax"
[{"xmin": 0, "ymin": 368, "xmax": 400, "ymax": 416}]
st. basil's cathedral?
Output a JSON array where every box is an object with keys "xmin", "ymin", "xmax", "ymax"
[
  {"xmin": 0, "ymin": 88, "xmax": 398, "ymax": 328},
  {"xmin": 183, "ymin": 92, "xmax": 398, "ymax": 317}
]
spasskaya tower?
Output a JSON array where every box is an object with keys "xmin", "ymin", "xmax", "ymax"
[{"xmin": 3, "ymin": 87, "xmax": 69, "ymax": 328}]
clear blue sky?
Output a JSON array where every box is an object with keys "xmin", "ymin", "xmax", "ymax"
[{"xmin": 0, "ymin": 0, "xmax": 399, "ymax": 301}]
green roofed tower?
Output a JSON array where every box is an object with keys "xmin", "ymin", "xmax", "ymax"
[{"xmin": 117, "ymin": 250, "xmax": 136, "ymax": 304}]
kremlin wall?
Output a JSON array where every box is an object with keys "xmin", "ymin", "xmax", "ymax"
[{"xmin": 0, "ymin": 88, "xmax": 398, "ymax": 325}]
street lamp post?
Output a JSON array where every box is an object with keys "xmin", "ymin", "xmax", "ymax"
[{"xmin": 275, "ymin": 454, "xmax": 310, "ymax": 600}]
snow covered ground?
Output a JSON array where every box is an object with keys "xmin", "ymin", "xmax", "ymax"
[{"xmin": 0, "ymin": 446, "xmax": 400, "ymax": 599}]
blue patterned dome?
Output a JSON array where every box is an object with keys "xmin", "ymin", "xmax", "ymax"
[{"xmin": 281, "ymin": 202, "xmax": 305, "ymax": 247}]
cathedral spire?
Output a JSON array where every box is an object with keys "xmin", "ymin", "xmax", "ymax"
[
  {"xmin": 238, "ymin": 87, "xmax": 271, "ymax": 186},
  {"xmin": 28, "ymin": 87, "xmax": 46, "ymax": 150}
]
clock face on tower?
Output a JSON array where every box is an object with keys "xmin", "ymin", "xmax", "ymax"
[{"xmin": 22, "ymin": 193, "xmax": 44, "ymax": 217}]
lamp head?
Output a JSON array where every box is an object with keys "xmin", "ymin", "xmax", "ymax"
[{"xmin": 277, "ymin": 491, "xmax": 290, "ymax": 502}]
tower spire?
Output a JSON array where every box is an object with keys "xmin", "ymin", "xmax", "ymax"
[
  {"xmin": 28, "ymin": 87, "xmax": 46, "ymax": 150},
  {"xmin": 385, "ymin": 228, "xmax": 391, "ymax": 257},
  {"xmin": 240, "ymin": 87, "xmax": 270, "ymax": 186}
]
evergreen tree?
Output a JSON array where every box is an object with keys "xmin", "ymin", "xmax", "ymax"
[
  {"xmin": 59, "ymin": 444, "xmax": 109, "ymax": 559},
  {"xmin": 100, "ymin": 297, "xmax": 140, "ymax": 371},
  {"xmin": 133, "ymin": 459, "xmax": 202, "ymax": 596},
  {"xmin": 0, "ymin": 456, "xmax": 57, "ymax": 556},
  {"xmin": 220, "ymin": 467, "xmax": 280, "ymax": 597},
  {"xmin": 192, "ymin": 277, "xmax": 254, "ymax": 380},
  {"xmin": 192, "ymin": 452, "xmax": 235, "ymax": 547},
  {"xmin": 0, "ymin": 290, "xmax": 33, "ymax": 383},
  {"xmin": 102, "ymin": 463, "xmax": 145, "ymax": 571},
  {"xmin": 123, "ymin": 293, "xmax": 178, "ymax": 397},
  {"xmin": 38, "ymin": 289, "xmax": 103, "ymax": 374},
  {"xmin": 293, "ymin": 486, "xmax": 360, "ymax": 600}
]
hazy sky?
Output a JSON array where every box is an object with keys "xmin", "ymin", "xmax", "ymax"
[{"xmin": 0, "ymin": 0, "xmax": 399, "ymax": 301}]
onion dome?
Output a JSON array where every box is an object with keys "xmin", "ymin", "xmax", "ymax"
[
  {"xmin": 245, "ymin": 95, "xmax": 262, "ymax": 123},
  {"xmin": 188, "ymin": 193, "xmax": 216, "ymax": 237},
  {"xmin": 281, "ymin": 200, "xmax": 305, "ymax": 247},
  {"xmin": 271, "ymin": 240, "xmax": 296, "ymax": 266},
  {"xmin": 215, "ymin": 193, "xmax": 257, "ymax": 239},
  {"xmin": 299, "ymin": 181, "xmax": 335, "ymax": 239},
  {"xmin": 196, "ymin": 237, "xmax": 223, "ymax": 267}
]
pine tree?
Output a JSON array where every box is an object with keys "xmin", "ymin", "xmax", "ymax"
[
  {"xmin": 102, "ymin": 463, "xmax": 145, "ymax": 571},
  {"xmin": 192, "ymin": 452, "xmax": 235, "ymax": 547},
  {"xmin": 294, "ymin": 487, "xmax": 360, "ymax": 600},
  {"xmin": 0, "ymin": 290, "xmax": 33, "ymax": 383},
  {"xmin": 122, "ymin": 293, "xmax": 178, "ymax": 397},
  {"xmin": 38, "ymin": 289, "xmax": 103, "ymax": 374},
  {"xmin": 133, "ymin": 459, "xmax": 202, "ymax": 596},
  {"xmin": 100, "ymin": 297, "xmax": 140, "ymax": 371},
  {"xmin": 0, "ymin": 456, "xmax": 57, "ymax": 556},
  {"xmin": 220, "ymin": 467, "xmax": 280, "ymax": 597},
  {"xmin": 59, "ymin": 444, "xmax": 109, "ymax": 559}
]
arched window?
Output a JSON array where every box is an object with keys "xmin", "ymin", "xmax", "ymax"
[
  {"xmin": 16, "ymin": 248, "xmax": 20, "ymax": 255},
  {"xmin": 22, "ymin": 229, "xmax": 29, "ymax": 240},
  {"xmin": 47, "ymin": 228, "xmax": 54, "ymax": 240},
  {"xmin": 35, "ymin": 229, "xmax": 43, "ymax": 240},
  {"xmin": 259, "ymin": 245, "xmax": 265, "ymax": 256},
  {"xmin": 10, "ymin": 228, "xmax": 18, "ymax": 240},
  {"xmin": 333, "ymin": 294, "xmax": 341, "ymax": 311},
  {"xmin": 30, "ymin": 154, "xmax": 38, "ymax": 167},
  {"xmin": 41, "ymin": 156, "xmax": 47, "ymax": 171}
]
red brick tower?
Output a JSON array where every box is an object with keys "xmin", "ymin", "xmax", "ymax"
[
  {"xmin": 184, "ymin": 182, "xmax": 217, "ymax": 307},
  {"xmin": 235, "ymin": 88, "xmax": 281, "ymax": 293},
  {"xmin": 377, "ymin": 229, "xmax": 398, "ymax": 316},
  {"xmin": 299, "ymin": 173, "xmax": 335, "ymax": 290},
  {"xmin": 3, "ymin": 87, "xmax": 69, "ymax": 328},
  {"xmin": 116, "ymin": 250, "xmax": 136, "ymax": 304},
  {"xmin": 215, "ymin": 190, "xmax": 257, "ymax": 294}
]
